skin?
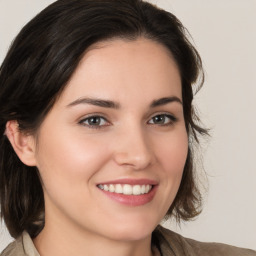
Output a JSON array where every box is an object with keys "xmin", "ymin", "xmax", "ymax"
[{"xmin": 7, "ymin": 38, "xmax": 188, "ymax": 256}]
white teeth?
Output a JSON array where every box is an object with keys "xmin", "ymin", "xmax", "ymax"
[
  {"xmin": 133, "ymin": 185, "xmax": 141, "ymax": 195},
  {"xmin": 98, "ymin": 184, "xmax": 153, "ymax": 195},
  {"xmin": 98, "ymin": 184, "xmax": 104, "ymax": 189},
  {"xmin": 123, "ymin": 184, "xmax": 133, "ymax": 195},
  {"xmin": 109, "ymin": 184, "xmax": 115, "ymax": 192},
  {"xmin": 141, "ymin": 185, "xmax": 146, "ymax": 194},
  {"xmin": 115, "ymin": 184, "xmax": 123, "ymax": 194}
]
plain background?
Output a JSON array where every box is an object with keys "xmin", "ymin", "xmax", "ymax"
[{"xmin": 0, "ymin": 0, "xmax": 255, "ymax": 252}]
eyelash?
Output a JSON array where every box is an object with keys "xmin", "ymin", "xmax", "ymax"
[
  {"xmin": 148, "ymin": 114, "xmax": 177, "ymax": 126},
  {"xmin": 78, "ymin": 115, "xmax": 110, "ymax": 129},
  {"xmin": 78, "ymin": 113, "xmax": 177, "ymax": 129}
]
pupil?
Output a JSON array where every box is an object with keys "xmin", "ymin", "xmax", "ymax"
[
  {"xmin": 89, "ymin": 117, "xmax": 100, "ymax": 125},
  {"xmin": 154, "ymin": 115, "xmax": 164, "ymax": 124}
]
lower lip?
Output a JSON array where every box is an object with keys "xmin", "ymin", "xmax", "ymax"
[{"xmin": 98, "ymin": 186, "xmax": 158, "ymax": 206}]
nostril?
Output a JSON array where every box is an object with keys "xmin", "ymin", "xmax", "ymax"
[
  {"xmin": 112, "ymin": 130, "xmax": 155, "ymax": 169},
  {"xmin": 113, "ymin": 152, "xmax": 153, "ymax": 170}
]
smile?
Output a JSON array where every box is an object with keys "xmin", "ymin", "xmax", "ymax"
[{"xmin": 97, "ymin": 184, "xmax": 153, "ymax": 195}]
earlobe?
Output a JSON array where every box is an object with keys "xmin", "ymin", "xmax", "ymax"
[{"xmin": 5, "ymin": 120, "xmax": 37, "ymax": 166}]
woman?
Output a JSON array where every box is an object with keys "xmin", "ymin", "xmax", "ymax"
[{"xmin": 0, "ymin": 0, "xmax": 255, "ymax": 255}]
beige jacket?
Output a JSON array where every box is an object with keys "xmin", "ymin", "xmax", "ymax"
[{"xmin": 1, "ymin": 226, "xmax": 255, "ymax": 256}]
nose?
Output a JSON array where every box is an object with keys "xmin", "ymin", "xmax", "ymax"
[{"xmin": 113, "ymin": 126, "xmax": 155, "ymax": 170}]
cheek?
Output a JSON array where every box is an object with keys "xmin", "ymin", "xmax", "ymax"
[
  {"xmin": 151, "ymin": 129, "xmax": 188, "ymax": 217},
  {"xmin": 157, "ymin": 128, "xmax": 188, "ymax": 194},
  {"xmin": 34, "ymin": 129, "xmax": 112, "ymax": 194},
  {"xmin": 157, "ymin": 130, "xmax": 188, "ymax": 175}
]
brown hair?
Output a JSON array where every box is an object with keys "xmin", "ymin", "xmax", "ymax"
[{"xmin": 0, "ymin": 0, "xmax": 208, "ymax": 239}]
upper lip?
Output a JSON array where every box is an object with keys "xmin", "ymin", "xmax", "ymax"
[{"xmin": 97, "ymin": 178, "xmax": 158, "ymax": 186}]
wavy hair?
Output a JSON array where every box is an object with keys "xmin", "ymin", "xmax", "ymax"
[{"xmin": 0, "ymin": 0, "xmax": 208, "ymax": 239}]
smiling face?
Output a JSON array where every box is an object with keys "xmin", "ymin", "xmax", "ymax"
[{"xmin": 32, "ymin": 38, "xmax": 188, "ymax": 242}]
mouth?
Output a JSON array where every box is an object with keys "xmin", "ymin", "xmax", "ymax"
[
  {"xmin": 96, "ymin": 179, "xmax": 158, "ymax": 206},
  {"xmin": 97, "ymin": 184, "xmax": 153, "ymax": 195}
]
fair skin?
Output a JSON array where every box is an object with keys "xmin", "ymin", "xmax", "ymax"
[{"xmin": 7, "ymin": 38, "xmax": 188, "ymax": 256}]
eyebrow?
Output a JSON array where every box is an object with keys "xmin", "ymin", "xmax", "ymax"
[
  {"xmin": 67, "ymin": 98, "xmax": 120, "ymax": 109},
  {"xmin": 150, "ymin": 96, "xmax": 183, "ymax": 107},
  {"xmin": 67, "ymin": 96, "xmax": 182, "ymax": 109}
]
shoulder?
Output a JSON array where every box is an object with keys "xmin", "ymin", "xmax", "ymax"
[
  {"xmin": 0, "ymin": 232, "xmax": 39, "ymax": 256},
  {"xmin": 154, "ymin": 225, "xmax": 256, "ymax": 256},
  {"xmin": 0, "ymin": 236, "xmax": 24, "ymax": 256}
]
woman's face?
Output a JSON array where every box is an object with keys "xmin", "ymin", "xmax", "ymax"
[{"xmin": 32, "ymin": 38, "xmax": 188, "ymax": 241}]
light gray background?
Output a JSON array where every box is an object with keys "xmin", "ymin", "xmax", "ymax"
[{"xmin": 0, "ymin": 0, "xmax": 256, "ymax": 252}]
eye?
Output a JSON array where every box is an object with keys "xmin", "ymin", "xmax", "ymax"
[
  {"xmin": 79, "ymin": 115, "xmax": 109, "ymax": 128},
  {"xmin": 148, "ymin": 114, "xmax": 177, "ymax": 125}
]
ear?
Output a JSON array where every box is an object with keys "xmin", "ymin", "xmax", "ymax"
[{"xmin": 5, "ymin": 120, "xmax": 37, "ymax": 166}]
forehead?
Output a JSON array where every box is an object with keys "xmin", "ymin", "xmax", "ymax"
[{"xmin": 57, "ymin": 38, "xmax": 182, "ymax": 106}]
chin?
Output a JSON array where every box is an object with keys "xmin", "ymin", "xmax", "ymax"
[{"xmin": 101, "ymin": 217, "xmax": 158, "ymax": 242}]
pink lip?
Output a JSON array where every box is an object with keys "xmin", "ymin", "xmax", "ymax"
[{"xmin": 97, "ymin": 179, "xmax": 158, "ymax": 206}]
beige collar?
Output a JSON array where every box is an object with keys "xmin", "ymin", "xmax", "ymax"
[{"xmin": 22, "ymin": 232, "xmax": 40, "ymax": 256}]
